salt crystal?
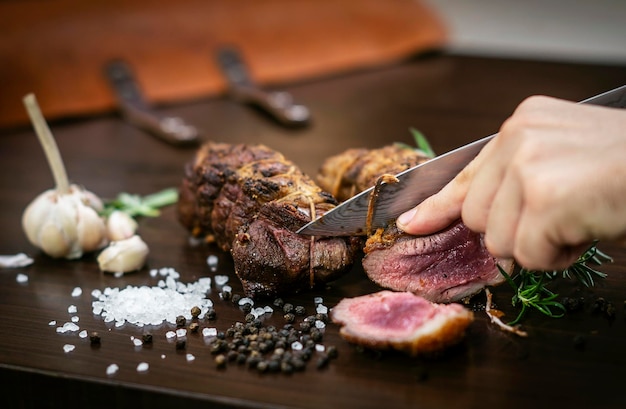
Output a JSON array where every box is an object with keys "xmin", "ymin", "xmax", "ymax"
[
  {"xmin": 222, "ymin": 285, "xmax": 232, "ymax": 293},
  {"xmin": 71, "ymin": 287, "xmax": 82, "ymax": 297},
  {"xmin": 214, "ymin": 274, "xmax": 229, "ymax": 286},
  {"xmin": 186, "ymin": 353, "xmax": 195, "ymax": 362},
  {"xmin": 149, "ymin": 269, "xmax": 158, "ymax": 277},
  {"xmin": 315, "ymin": 320, "xmax": 326, "ymax": 329},
  {"xmin": 176, "ymin": 328, "xmax": 187, "ymax": 338},
  {"xmin": 136, "ymin": 362, "xmax": 149, "ymax": 372},
  {"xmin": 63, "ymin": 344, "xmax": 75, "ymax": 353},
  {"xmin": 115, "ymin": 319, "xmax": 125, "ymax": 328},
  {"xmin": 68, "ymin": 305, "xmax": 77, "ymax": 314},
  {"xmin": 0, "ymin": 253, "xmax": 33, "ymax": 268},
  {"xmin": 253, "ymin": 307, "xmax": 266, "ymax": 318},
  {"xmin": 316, "ymin": 304, "xmax": 328, "ymax": 314},
  {"xmin": 106, "ymin": 363, "xmax": 119, "ymax": 376},
  {"xmin": 165, "ymin": 331, "xmax": 176, "ymax": 339},
  {"xmin": 314, "ymin": 296, "xmax": 324, "ymax": 305},
  {"xmin": 238, "ymin": 297, "xmax": 254, "ymax": 306},
  {"xmin": 315, "ymin": 344, "xmax": 325, "ymax": 352},
  {"xmin": 48, "ymin": 320, "xmax": 56, "ymax": 326},
  {"xmin": 71, "ymin": 316, "xmax": 80, "ymax": 323},
  {"xmin": 206, "ymin": 255, "xmax": 219, "ymax": 272},
  {"xmin": 169, "ymin": 270, "xmax": 180, "ymax": 280},
  {"xmin": 291, "ymin": 341, "xmax": 303, "ymax": 351},
  {"xmin": 16, "ymin": 273, "xmax": 29, "ymax": 284},
  {"xmin": 202, "ymin": 327, "xmax": 218, "ymax": 337},
  {"xmin": 161, "ymin": 354, "xmax": 166, "ymax": 359},
  {"xmin": 91, "ymin": 289, "xmax": 102, "ymax": 298},
  {"xmin": 132, "ymin": 338, "xmax": 143, "ymax": 347},
  {"xmin": 114, "ymin": 272, "xmax": 124, "ymax": 278},
  {"xmin": 79, "ymin": 330, "xmax": 88, "ymax": 338},
  {"xmin": 263, "ymin": 306, "xmax": 273, "ymax": 314},
  {"xmin": 59, "ymin": 322, "xmax": 80, "ymax": 332}
]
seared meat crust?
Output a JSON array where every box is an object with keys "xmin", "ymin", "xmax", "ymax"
[{"xmin": 178, "ymin": 142, "xmax": 360, "ymax": 298}]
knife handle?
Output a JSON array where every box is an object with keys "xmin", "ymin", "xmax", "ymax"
[
  {"xmin": 104, "ymin": 60, "xmax": 200, "ymax": 147},
  {"xmin": 215, "ymin": 46, "xmax": 311, "ymax": 128}
]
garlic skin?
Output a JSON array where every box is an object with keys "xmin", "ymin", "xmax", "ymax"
[
  {"xmin": 97, "ymin": 235, "xmax": 149, "ymax": 274},
  {"xmin": 22, "ymin": 184, "xmax": 108, "ymax": 259},
  {"xmin": 106, "ymin": 210, "xmax": 138, "ymax": 241}
]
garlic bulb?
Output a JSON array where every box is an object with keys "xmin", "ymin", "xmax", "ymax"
[
  {"xmin": 97, "ymin": 235, "xmax": 149, "ymax": 273},
  {"xmin": 21, "ymin": 94, "xmax": 112, "ymax": 260},
  {"xmin": 106, "ymin": 210, "xmax": 138, "ymax": 241},
  {"xmin": 22, "ymin": 184, "xmax": 108, "ymax": 259}
]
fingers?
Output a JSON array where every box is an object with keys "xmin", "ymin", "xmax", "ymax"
[{"xmin": 397, "ymin": 153, "xmax": 478, "ymax": 235}]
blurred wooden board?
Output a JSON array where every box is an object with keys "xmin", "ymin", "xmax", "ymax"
[{"xmin": 0, "ymin": 0, "xmax": 446, "ymax": 128}]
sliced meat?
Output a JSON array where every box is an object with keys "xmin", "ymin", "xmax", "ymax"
[
  {"xmin": 331, "ymin": 291, "xmax": 474, "ymax": 356},
  {"xmin": 178, "ymin": 142, "xmax": 360, "ymax": 298},
  {"xmin": 317, "ymin": 144, "xmax": 512, "ymax": 302},
  {"xmin": 363, "ymin": 221, "xmax": 511, "ymax": 303}
]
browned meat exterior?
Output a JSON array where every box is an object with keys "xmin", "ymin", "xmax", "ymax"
[
  {"xmin": 331, "ymin": 291, "xmax": 474, "ymax": 356},
  {"xmin": 178, "ymin": 142, "xmax": 360, "ymax": 298},
  {"xmin": 316, "ymin": 144, "xmax": 511, "ymax": 302},
  {"xmin": 363, "ymin": 221, "xmax": 511, "ymax": 303},
  {"xmin": 317, "ymin": 145, "xmax": 430, "ymax": 201}
]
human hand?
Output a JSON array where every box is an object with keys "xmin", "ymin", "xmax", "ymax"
[{"xmin": 397, "ymin": 95, "xmax": 626, "ymax": 270}]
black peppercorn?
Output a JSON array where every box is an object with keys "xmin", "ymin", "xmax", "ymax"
[
  {"xmin": 141, "ymin": 333, "xmax": 153, "ymax": 344},
  {"xmin": 283, "ymin": 303, "xmax": 294, "ymax": 314},
  {"xmin": 206, "ymin": 307, "xmax": 217, "ymax": 320},
  {"xmin": 326, "ymin": 345, "xmax": 338, "ymax": 359},
  {"xmin": 232, "ymin": 294, "xmax": 241, "ymax": 304},
  {"xmin": 284, "ymin": 313, "xmax": 295, "ymax": 323},
  {"xmin": 89, "ymin": 331, "xmax": 101, "ymax": 345},
  {"xmin": 189, "ymin": 322, "xmax": 199, "ymax": 333},
  {"xmin": 273, "ymin": 298, "xmax": 285, "ymax": 308},
  {"xmin": 215, "ymin": 354, "xmax": 227, "ymax": 368},
  {"xmin": 221, "ymin": 289, "xmax": 232, "ymax": 301},
  {"xmin": 176, "ymin": 315, "xmax": 186, "ymax": 328},
  {"xmin": 294, "ymin": 305, "xmax": 306, "ymax": 316},
  {"xmin": 191, "ymin": 306, "xmax": 201, "ymax": 319}
]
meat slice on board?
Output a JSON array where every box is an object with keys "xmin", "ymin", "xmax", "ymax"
[{"xmin": 331, "ymin": 291, "xmax": 474, "ymax": 356}]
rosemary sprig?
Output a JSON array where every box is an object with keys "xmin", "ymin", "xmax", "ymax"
[
  {"xmin": 497, "ymin": 242, "xmax": 610, "ymax": 325},
  {"xmin": 101, "ymin": 188, "xmax": 178, "ymax": 218},
  {"xmin": 395, "ymin": 128, "xmax": 436, "ymax": 158}
]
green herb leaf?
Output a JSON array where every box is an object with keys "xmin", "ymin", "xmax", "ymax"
[
  {"xmin": 101, "ymin": 188, "xmax": 178, "ymax": 218},
  {"xmin": 395, "ymin": 128, "xmax": 436, "ymax": 158},
  {"xmin": 497, "ymin": 242, "xmax": 610, "ymax": 325},
  {"xmin": 409, "ymin": 128, "xmax": 435, "ymax": 158}
]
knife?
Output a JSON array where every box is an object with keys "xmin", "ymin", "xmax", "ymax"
[
  {"xmin": 298, "ymin": 85, "xmax": 626, "ymax": 237},
  {"xmin": 104, "ymin": 59, "xmax": 201, "ymax": 147},
  {"xmin": 215, "ymin": 46, "xmax": 311, "ymax": 127}
]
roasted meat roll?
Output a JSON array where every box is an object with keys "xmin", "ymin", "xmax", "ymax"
[{"xmin": 178, "ymin": 142, "xmax": 360, "ymax": 298}]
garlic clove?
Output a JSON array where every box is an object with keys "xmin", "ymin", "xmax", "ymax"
[
  {"xmin": 38, "ymin": 219, "xmax": 71, "ymax": 258},
  {"xmin": 105, "ymin": 210, "xmax": 138, "ymax": 241},
  {"xmin": 76, "ymin": 204, "xmax": 108, "ymax": 253},
  {"xmin": 97, "ymin": 235, "xmax": 149, "ymax": 274}
]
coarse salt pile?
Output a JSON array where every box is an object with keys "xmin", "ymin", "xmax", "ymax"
[{"xmin": 91, "ymin": 267, "xmax": 213, "ymax": 327}]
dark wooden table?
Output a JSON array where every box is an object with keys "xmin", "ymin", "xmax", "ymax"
[{"xmin": 1, "ymin": 54, "xmax": 626, "ymax": 409}]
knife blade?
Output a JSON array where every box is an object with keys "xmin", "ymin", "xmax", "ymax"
[{"xmin": 297, "ymin": 85, "xmax": 626, "ymax": 237}]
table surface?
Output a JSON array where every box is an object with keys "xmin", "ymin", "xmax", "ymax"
[{"xmin": 1, "ymin": 54, "xmax": 626, "ymax": 409}]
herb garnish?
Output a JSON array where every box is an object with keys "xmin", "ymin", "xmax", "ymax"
[
  {"xmin": 497, "ymin": 242, "xmax": 611, "ymax": 325},
  {"xmin": 395, "ymin": 128, "xmax": 436, "ymax": 158},
  {"xmin": 101, "ymin": 188, "xmax": 178, "ymax": 218}
]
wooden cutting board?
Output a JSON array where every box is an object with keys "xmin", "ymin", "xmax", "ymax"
[{"xmin": 0, "ymin": 0, "xmax": 446, "ymax": 129}]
